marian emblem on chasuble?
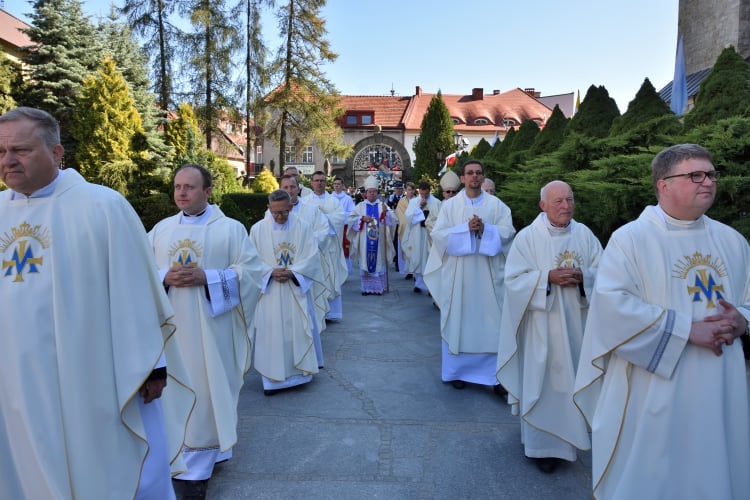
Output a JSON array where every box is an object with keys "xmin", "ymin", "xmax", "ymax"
[
  {"xmin": 1, "ymin": 222, "xmax": 51, "ymax": 283},
  {"xmin": 672, "ymin": 251, "xmax": 727, "ymax": 309},
  {"xmin": 168, "ymin": 238, "xmax": 203, "ymax": 267},
  {"xmin": 553, "ymin": 250, "xmax": 583, "ymax": 269},
  {"xmin": 275, "ymin": 242, "xmax": 296, "ymax": 267}
]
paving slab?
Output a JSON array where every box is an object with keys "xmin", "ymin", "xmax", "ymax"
[{"xmin": 206, "ymin": 265, "xmax": 592, "ymax": 499}]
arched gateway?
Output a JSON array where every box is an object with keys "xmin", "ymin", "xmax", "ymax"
[{"xmin": 336, "ymin": 133, "xmax": 412, "ymax": 190}]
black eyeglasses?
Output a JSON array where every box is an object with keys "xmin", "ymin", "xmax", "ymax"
[
  {"xmin": 662, "ymin": 170, "xmax": 720, "ymax": 183},
  {"xmin": 443, "ymin": 190, "xmax": 457, "ymax": 194}
]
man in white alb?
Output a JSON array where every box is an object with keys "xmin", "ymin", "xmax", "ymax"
[
  {"xmin": 331, "ymin": 176, "xmax": 355, "ymax": 272},
  {"xmin": 574, "ymin": 144, "xmax": 750, "ymax": 499},
  {"xmin": 424, "ymin": 160, "xmax": 515, "ymax": 394},
  {"xmin": 250, "ymin": 190, "xmax": 324, "ymax": 395},
  {"xmin": 497, "ymin": 180, "xmax": 602, "ymax": 473},
  {"xmin": 402, "ymin": 180, "xmax": 441, "ymax": 294},
  {"xmin": 149, "ymin": 164, "xmax": 261, "ymax": 497},
  {"xmin": 303, "ymin": 170, "xmax": 347, "ymax": 321},
  {"xmin": 0, "ymin": 107, "xmax": 193, "ymax": 499}
]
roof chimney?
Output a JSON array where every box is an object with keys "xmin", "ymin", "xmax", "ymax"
[
  {"xmin": 472, "ymin": 88, "xmax": 484, "ymax": 100},
  {"xmin": 524, "ymin": 87, "xmax": 541, "ymax": 98},
  {"xmin": 415, "ymin": 86, "xmax": 422, "ymax": 96},
  {"xmin": 492, "ymin": 89, "xmax": 500, "ymax": 95}
]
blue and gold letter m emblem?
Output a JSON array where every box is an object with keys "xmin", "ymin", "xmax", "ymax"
[
  {"xmin": 3, "ymin": 240, "xmax": 43, "ymax": 282},
  {"xmin": 688, "ymin": 269, "xmax": 724, "ymax": 308}
]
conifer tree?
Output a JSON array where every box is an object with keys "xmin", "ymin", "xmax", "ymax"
[
  {"xmin": 181, "ymin": 0, "xmax": 241, "ymax": 148},
  {"xmin": 164, "ymin": 102, "xmax": 205, "ymax": 164},
  {"xmin": 413, "ymin": 91, "xmax": 455, "ymax": 180},
  {"xmin": 98, "ymin": 11, "xmax": 175, "ymax": 180},
  {"xmin": 508, "ymin": 119, "xmax": 539, "ymax": 154},
  {"xmin": 0, "ymin": 53, "xmax": 21, "ymax": 113},
  {"xmin": 265, "ymin": 0, "xmax": 343, "ymax": 170},
  {"xmin": 250, "ymin": 166, "xmax": 280, "ymax": 193},
  {"xmin": 118, "ymin": 0, "xmax": 181, "ymax": 111},
  {"xmin": 566, "ymin": 85, "xmax": 620, "ymax": 138},
  {"xmin": 684, "ymin": 46, "xmax": 750, "ymax": 130},
  {"xmin": 609, "ymin": 78, "xmax": 672, "ymax": 136},
  {"xmin": 72, "ymin": 55, "xmax": 144, "ymax": 196},
  {"xmin": 21, "ymin": 0, "xmax": 103, "ymax": 161},
  {"xmin": 471, "ymin": 137, "xmax": 491, "ymax": 159},
  {"xmin": 530, "ymin": 105, "xmax": 568, "ymax": 155}
]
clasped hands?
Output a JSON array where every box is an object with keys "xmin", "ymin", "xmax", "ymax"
[
  {"xmin": 271, "ymin": 267, "xmax": 294, "ymax": 283},
  {"xmin": 468, "ymin": 215, "xmax": 484, "ymax": 237},
  {"xmin": 690, "ymin": 299, "xmax": 749, "ymax": 356},
  {"xmin": 164, "ymin": 264, "xmax": 206, "ymax": 287},
  {"xmin": 548, "ymin": 267, "xmax": 583, "ymax": 288}
]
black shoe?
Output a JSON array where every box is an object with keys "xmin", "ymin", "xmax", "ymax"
[
  {"xmin": 173, "ymin": 479, "xmax": 208, "ymax": 500},
  {"xmin": 264, "ymin": 389, "xmax": 279, "ymax": 396},
  {"xmin": 534, "ymin": 457, "xmax": 561, "ymax": 474},
  {"xmin": 405, "ymin": 274, "xmax": 413, "ymax": 280},
  {"xmin": 493, "ymin": 384, "xmax": 508, "ymax": 398},
  {"xmin": 413, "ymin": 287, "xmax": 422, "ymax": 294},
  {"xmin": 451, "ymin": 380, "xmax": 466, "ymax": 390}
]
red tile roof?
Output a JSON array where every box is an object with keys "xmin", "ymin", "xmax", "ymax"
[
  {"xmin": 0, "ymin": 9, "xmax": 32, "ymax": 50},
  {"xmin": 403, "ymin": 88, "xmax": 553, "ymax": 132},
  {"xmin": 339, "ymin": 95, "xmax": 412, "ymax": 129}
]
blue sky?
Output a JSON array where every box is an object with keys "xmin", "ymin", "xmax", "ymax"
[{"xmin": 5, "ymin": 0, "xmax": 679, "ymax": 112}]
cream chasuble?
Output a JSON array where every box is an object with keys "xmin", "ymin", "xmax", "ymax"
[
  {"xmin": 250, "ymin": 213, "xmax": 325, "ymax": 381},
  {"xmin": 497, "ymin": 213, "xmax": 602, "ymax": 457},
  {"xmin": 402, "ymin": 194, "xmax": 441, "ymax": 275},
  {"xmin": 424, "ymin": 190, "xmax": 515, "ymax": 354},
  {"xmin": 149, "ymin": 206, "xmax": 261, "ymax": 453},
  {"xmin": 0, "ymin": 170, "xmax": 193, "ymax": 499},
  {"xmin": 304, "ymin": 192, "xmax": 348, "ymax": 298},
  {"xmin": 574, "ymin": 206, "xmax": 750, "ymax": 499},
  {"xmin": 287, "ymin": 201, "xmax": 332, "ymax": 331}
]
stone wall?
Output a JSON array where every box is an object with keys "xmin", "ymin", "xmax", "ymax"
[{"xmin": 680, "ymin": 0, "xmax": 750, "ymax": 74}]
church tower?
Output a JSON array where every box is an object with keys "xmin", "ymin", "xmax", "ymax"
[{"xmin": 679, "ymin": 0, "xmax": 750, "ymax": 74}]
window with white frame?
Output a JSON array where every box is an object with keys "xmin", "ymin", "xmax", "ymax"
[
  {"xmin": 302, "ymin": 146, "xmax": 314, "ymax": 163},
  {"xmin": 256, "ymin": 145, "xmax": 262, "ymax": 164},
  {"xmin": 284, "ymin": 146, "xmax": 296, "ymax": 163}
]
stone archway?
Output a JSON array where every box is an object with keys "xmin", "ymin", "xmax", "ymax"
[{"xmin": 340, "ymin": 133, "xmax": 412, "ymax": 188}]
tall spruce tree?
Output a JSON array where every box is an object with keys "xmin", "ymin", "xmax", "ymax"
[
  {"xmin": 181, "ymin": 0, "xmax": 241, "ymax": 148},
  {"xmin": 609, "ymin": 78, "xmax": 672, "ymax": 136},
  {"xmin": 684, "ymin": 46, "xmax": 750, "ymax": 130},
  {"xmin": 265, "ymin": 0, "xmax": 342, "ymax": 170},
  {"xmin": 118, "ymin": 0, "xmax": 181, "ymax": 112},
  {"xmin": 21, "ymin": 0, "xmax": 103, "ymax": 163},
  {"xmin": 98, "ymin": 11, "xmax": 175, "ymax": 180},
  {"xmin": 242, "ymin": 0, "xmax": 273, "ymax": 173},
  {"xmin": 413, "ymin": 91, "xmax": 455, "ymax": 180},
  {"xmin": 566, "ymin": 85, "xmax": 620, "ymax": 138},
  {"xmin": 71, "ymin": 55, "xmax": 144, "ymax": 196}
]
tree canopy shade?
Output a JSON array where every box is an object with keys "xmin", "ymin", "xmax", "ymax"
[
  {"xmin": 72, "ymin": 55, "xmax": 144, "ymax": 196},
  {"xmin": 413, "ymin": 91, "xmax": 455, "ymax": 180},
  {"xmin": 0, "ymin": 52, "xmax": 21, "ymax": 114},
  {"xmin": 264, "ymin": 0, "xmax": 343, "ymax": 170},
  {"xmin": 684, "ymin": 46, "xmax": 750, "ymax": 131}
]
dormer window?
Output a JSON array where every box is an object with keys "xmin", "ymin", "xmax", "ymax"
[
  {"xmin": 502, "ymin": 118, "xmax": 517, "ymax": 127},
  {"xmin": 451, "ymin": 118, "xmax": 460, "ymax": 125},
  {"xmin": 343, "ymin": 111, "xmax": 374, "ymax": 126},
  {"xmin": 473, "ymin": 118, "xmax": 489, "ymax": 125}
]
